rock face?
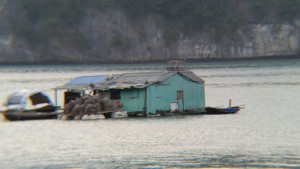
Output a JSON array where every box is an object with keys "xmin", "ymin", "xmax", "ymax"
[
  {"xmin": 176, "ymin": 24, "xmax": 300, "ymax": 59},
  {"xmin": 0, "ymin": 1, "xmax": 299, "ymax": 63}
]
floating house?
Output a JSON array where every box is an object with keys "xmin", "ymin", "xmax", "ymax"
[{"xmin": 55, "ymin": 70, "xmax": 205, "ymax": 116}]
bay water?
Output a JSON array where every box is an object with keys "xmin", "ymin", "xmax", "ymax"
[{"xmin": 0, "ymin": 59, "xmax": 299, "ymax": 168}]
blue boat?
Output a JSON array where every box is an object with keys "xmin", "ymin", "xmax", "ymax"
[{"xmin": 204, "ymin": 106, "xmax": 241, "ymax": 115}]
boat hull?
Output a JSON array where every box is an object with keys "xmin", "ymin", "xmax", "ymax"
[
  {"xmin": 204, "ymin": 106, "xmax": 240, "ymax": 115},
  {"xmin": 1, "ymin": 111, "xmax": 57, "ymax": 121}
]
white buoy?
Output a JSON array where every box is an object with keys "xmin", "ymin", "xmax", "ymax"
[
  {"xmin": 111, "ymin": 111, "xmax": 128, "ymax": 118},
  {"xmin": 81, "ymin": 114, "xmax": 105, "ymax": 120}
]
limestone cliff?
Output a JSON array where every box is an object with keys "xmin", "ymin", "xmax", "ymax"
[{"xmin": 0, "ymin": 0, "xmax": 299, "ymax": 63}]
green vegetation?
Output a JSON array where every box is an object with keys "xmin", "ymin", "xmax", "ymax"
[
  {"xmin": 11, "ymin": 0, "xmax": 300, "ymax": 47},
  {"xmin": 21, "ymin": 0, "xmax": 84, "ymax": 25},
  {"xmin": 110, "ymin": 33, "xmax": 130, "ymax": 51},
  {"xmin": 116, "ymin": 0, "xmax": 300, "ymax": 40},
  {"xmin": 251, "ymin": 0, "xmax": 300, "ymax": 22},
  {"xmin": 14, "ymin": 0, "xmax": 87, "ymax": 49},
  {"xmin": 12, "ymin": 24, "xmax": 46, "ymax": 45},
  {"xmin": 276, "ymin": 0, "xmax": 300, "ymax": 21}
]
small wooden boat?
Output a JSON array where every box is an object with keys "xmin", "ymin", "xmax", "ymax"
[
  {"xmin": 1, "ymin": 90, "xmax": 57, "ymax": 121},
  {"xmin": 204, "ymin": 106, "xmax": 241, "ymax": 115}
]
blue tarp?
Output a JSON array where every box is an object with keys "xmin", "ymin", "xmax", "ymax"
[{"xmin": 67, "ymin": 75, "xmax": 108, "ymax": 85}]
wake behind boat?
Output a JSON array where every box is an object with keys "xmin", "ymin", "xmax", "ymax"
[{"xmin": 1, "ymin": 90, "xmax": 57, "ymax": 121}]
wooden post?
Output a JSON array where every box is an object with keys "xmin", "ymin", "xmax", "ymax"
[
  {"xmin": 229, "ymin": 99, "xmax": 232, "ymax": 107},
  {"xmin": 55, "ymin": 89, "xmax": 58, "ymax": 107}
]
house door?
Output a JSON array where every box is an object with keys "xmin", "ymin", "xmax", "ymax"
[{"xmin": 177, "ymin": 90, "xmax": 184, "ymax": 111}]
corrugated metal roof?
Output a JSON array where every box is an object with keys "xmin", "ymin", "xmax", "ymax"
[
  {"xmin": 95, "ymin": 71, "xmax": 204, "ymax": 90},
  {"xmin": 55, "ymin": 71, "xmax": 204, "ymax": 91},
  {"xmin": 95, "ymin": 72, "xmax": 166, "ymax": 90},
  {"xmin": 108, "ymin": 72, "xmax": 168, "ymax": 84},
  {"xmin": 178, "ymin": 71, "xmax": 205, "ymax": 83},
  {"xmin": 55, "ymin": 75, "xmax": 107, "ymax": 90},
  {"xmin": 67, "ymin": 75, "xmax": 108, "ymax": 85}
]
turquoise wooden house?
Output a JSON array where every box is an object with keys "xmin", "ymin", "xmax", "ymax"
[{"xmin": 95, "ymin": 70, "xmax": 205, "ymax": 115}]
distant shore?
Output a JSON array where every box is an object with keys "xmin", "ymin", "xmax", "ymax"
[{"xmin": 0, "ymin": 55, "xmax": 299, "ymax": 65}]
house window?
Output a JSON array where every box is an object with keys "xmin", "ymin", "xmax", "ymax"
[
  {"xmin": 177, "ymin": 90, "xmax": 184, "ymax": 99},
  {"xmin": 110, "ymin": 90, "xmax": 121, "ymax": 100},
  {"xmin": 64, "ymin": 91, "xmax": 81, "ymax": 104}
]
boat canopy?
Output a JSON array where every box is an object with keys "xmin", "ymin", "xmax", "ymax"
[{"xmin": 3, "ymin": 90, "xmax": 53, "ymax": 110}]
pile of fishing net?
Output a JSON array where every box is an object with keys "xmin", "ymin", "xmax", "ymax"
[{"xmin": 62, "ymin": 95, "xmax": 121, "ymax": 120}]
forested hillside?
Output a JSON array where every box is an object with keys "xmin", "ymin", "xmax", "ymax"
[{"xmin": 0, "ymin": 0, "xmax": 300, "ymax": 63}]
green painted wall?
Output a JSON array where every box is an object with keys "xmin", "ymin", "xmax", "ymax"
[
  {"xmin": 146, "ymin": 74, "xmax": 205, "ymax": 114},
  {"xmin": 120, "ymin": 88, "xmax": 145, "ymax": 112},
  {"xmin": 119, "ymin": 74, "xmax": 205, "ymax": 115}
]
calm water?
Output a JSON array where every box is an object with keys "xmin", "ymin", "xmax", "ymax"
[{"xmin": 0, "ymin": 59, "xmax": 300, "ymax": 168}]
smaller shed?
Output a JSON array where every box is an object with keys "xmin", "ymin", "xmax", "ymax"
[{"xmin": 54, "ymin": 75, "xmax": 108, "ymax": 105}]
